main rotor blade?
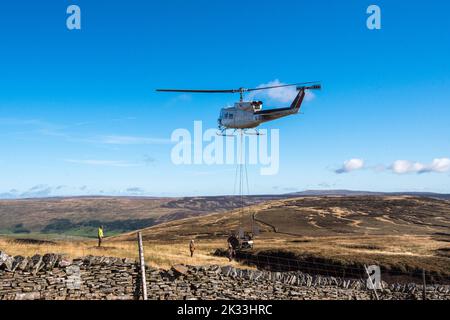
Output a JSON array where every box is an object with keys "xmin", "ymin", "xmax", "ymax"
[
  {"xmin": 156, "ymin": 89, "xmax": 237, "ymax": 93},
  {"xmin": 247, "ymin": 81, "xmax": 320, "ymax": 92},
  {"xmin": 156, "ymin": 81, "xmax": 321, "ymax": 94}
]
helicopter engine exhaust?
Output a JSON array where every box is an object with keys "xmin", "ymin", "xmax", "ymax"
[{"xmin": 299, "ymin": 84, "xmax": 322, "ymax": 91}]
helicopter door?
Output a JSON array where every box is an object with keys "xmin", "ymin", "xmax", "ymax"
[{"xmin": 228, "ymin": 110, "xmax": 235, "ymax": 126}]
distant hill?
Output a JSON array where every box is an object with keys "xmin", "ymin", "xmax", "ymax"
[
  {"xmin": 1, "ymin": 191, "xmax": 449, "ymax": 238},
  {"xmin": 2, "ymin": 194, "xmax": 449, "ymax": 276},
  {"xmin": 0, "ymin": 195, "xmax": 281, "ymax": 237},
  {"xmin": 114, "ymin": 195, "xmax": 450, "ymax": 241},
  {"xmin": 112, "ymin": 195, "xmax": 450, "ymax": 276},
  {"xmin": 288, "ymin": 190, "xmax": 450, "ymax": 200}
]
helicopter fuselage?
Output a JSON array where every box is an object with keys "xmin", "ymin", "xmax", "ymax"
[
  {"xmin": 156, "ymin": 83, "xmax": 320, "ymax": 132},
  {"xmin": 219, "ymin": 102, "xmax": 262, "ymax": 129},
  {"xmin": 218, "ymin": 87, "xmax": 307, "ymax": 130}
]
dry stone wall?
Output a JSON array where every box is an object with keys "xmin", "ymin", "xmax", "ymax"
[{"xmin": 1, "ymin": 251, "xmax": 449, "ymax": 300}]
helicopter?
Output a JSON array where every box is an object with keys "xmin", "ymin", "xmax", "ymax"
[{"xmin": 157, "ymin": 81, "xmax": 321, "ymax": 135}]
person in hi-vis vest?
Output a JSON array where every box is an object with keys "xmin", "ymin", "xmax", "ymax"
[{"xmin": 98, "ymin": 226, "xmax": 104, "ymax": 247}]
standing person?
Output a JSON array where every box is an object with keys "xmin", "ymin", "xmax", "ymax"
[
  {"xmin": 98, "ymin": 225, "xmax": 104, "ymax": 247},
  {"xmin": 189, "ymin": 240, "xmax": 195, "ymax": 257},
  {"xmin": 228, "ymin": 242, "xmax": 235, "ymax": 262},
  {"xmin": 227, "ymin": 234, "xmax": 238, "ymax": 262}
]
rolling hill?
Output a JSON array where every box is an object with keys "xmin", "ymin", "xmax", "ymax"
[
  {"xmin": 1, "ymin": 191, "xmax": 449, "ymax": 239},
  {"xmin": 113, "ymin": 195, "xmax": 450, "ymax": 277},
  {"xmin": 1, "ymin": 194, "xmax": 449, "ymax": 277},
  {"xmin": 0, "ymin": 195, "xmax": 281, "ymax": 237},
  {"xmin": 115, "ymin": 195, "xmax": 450, "ymax": 240}
]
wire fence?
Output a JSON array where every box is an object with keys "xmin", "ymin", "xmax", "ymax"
[{"xmin": 217, "ymin": 249, "xmax": 450, "ymax": 286}]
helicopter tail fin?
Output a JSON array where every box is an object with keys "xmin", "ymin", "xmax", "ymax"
[{"xmin": 289, "ymin": 88, "xmax": 306, "ymax": 112}]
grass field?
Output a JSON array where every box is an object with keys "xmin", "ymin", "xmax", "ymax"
[
  {"xmin": 0, "ymin": 237, "xmax": 242, "ymax": 270},
  {"xmin": 112, "ymin": 196, "xmax": 450, "ymax": 277},
  {"xmin": 1, "ymin": 233, "xmax": 448, "ymax": 277},
  {"xmin": 1, "ymin": 195, "xmax": 449, "ymax": 278}
]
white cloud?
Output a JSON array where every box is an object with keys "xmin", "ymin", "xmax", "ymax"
[
  {"xmin": 19, "ymin": 185, "xmax": 54, "ymax": 198},
  {"xmin": 65, "ymin": 159, "xmax": 142, "ymax": 167},
  {"xmin": 143, "ymin": 154, "xmax": 156, "ymax": 165},
  {"xmin": 334, "ymin": 158, "xmax": 450, "ymax": 175},
  {"xmin": 95, "ymin": 135, "xmax": 171, "ymax": 145},
  {"xmin": 335, "ymin": 158, "xmax": 365, "ymax": 174},
  {"xmin": 0, "ymin": 185, "xmax": 153, "ymax": 199},
  {"xmin": 429, "ymin": 158, "xmax": 450, "ymax": 172},
  {"xmin": 125, "ymin": 187, "xmax": 147, "ymax": 195},
  {"xmin": 391, "ymin": 158, "xmax": 450, "ymax": 174},
  {"xmin": 391, "ymin": 160, "xmax": 425, "ymax": 174},
  {"xmin": 248, "ymin": 79, "xmax": 315, "ymax": 104},
  {"xmin": 0, "ymin": 185, "xmax": 64, "ymax": 199}
]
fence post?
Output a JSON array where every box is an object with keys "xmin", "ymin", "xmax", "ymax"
[
  {"xmin": 422, "ymin": 269, "xmax": 426, "ymax": 301},
  {"xmin": 364, "ymin": 265, "xmax": 379, "ymax": 301},
  {"xmin": 137, "ymin": 232, "xmax": 148, "ymax": 300}
]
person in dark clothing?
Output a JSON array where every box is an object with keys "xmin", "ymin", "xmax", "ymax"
[
  {"xmin": 189, "ymin": 240, "xmax": 196, "ymax": 257},
  {"xmin": 228, "ymin": 242, "xmax": 235, "ymax": 262}
]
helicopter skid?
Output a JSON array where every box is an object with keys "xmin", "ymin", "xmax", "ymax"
[
  {"xmin": 244, "ymin": 129, "xmax": 265, "ymax": 136},
  {"xmin": 216, "ymin": 128, "xmax": 264, "ymax": 136}
]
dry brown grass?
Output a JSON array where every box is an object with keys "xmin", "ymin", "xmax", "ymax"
[
  {"xmin": 1, "ymin": 234, "xmax": 449, "ymax": 275},
  {"xmin": 2, "ymin": 196, "xmax": 449, "ymax": 275},
  {"xmin": 244, "ymin": 234, "xmax": 450, "ymax": 275},
  {"xmin": 0, "ymin": 237, "xmax": 243, "ymax": 270}
]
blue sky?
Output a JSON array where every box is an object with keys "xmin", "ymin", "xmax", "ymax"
[{"xmin": 0, "ymin": 0, "xmax": 449, "ymax": 198}]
